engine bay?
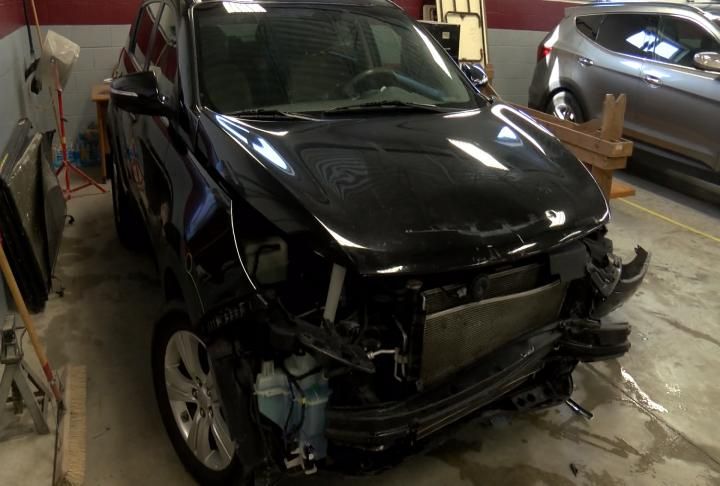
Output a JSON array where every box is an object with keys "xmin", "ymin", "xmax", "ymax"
[{"xmin": 199, "ymin": 227, "xmax": 648, "ymax": 476}]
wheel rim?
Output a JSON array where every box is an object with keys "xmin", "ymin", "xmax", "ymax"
[
  {"xmin": 164, "ymin": 330, "xmax": 235, "ymax": 471},
  {"xmin": 553, "ymin": 101, "xmax": 577, "ymax": 122}
]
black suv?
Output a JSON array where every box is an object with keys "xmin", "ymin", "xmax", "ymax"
[{"xmin": 108, "ymin": 0, "xmax": 649, "ymax": 483}]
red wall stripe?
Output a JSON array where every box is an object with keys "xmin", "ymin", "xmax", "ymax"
[
  {"xmin": 36, "ymin": 0, "xmax": 141, "ymax": 25},
  {"xmin": 486, "ymin": 0, "xmax": 572, "ymax": 32},
  {"xmin": 402, "ymin": 0, "xmax": 572, "ymax": 32},
  {"xmin": 0, "ymin": 0, "xmax": 26, "ymax": 39},
  {"xmin": 18, "ymin": 0, "xmax": 569, "ymax": 32}
]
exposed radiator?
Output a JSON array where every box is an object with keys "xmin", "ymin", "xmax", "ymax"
[
  {"xmin": 423, "ymin": 263, "xmax": 545, "ymax": 315},
  {"xmin": 420, "ymin": 280, "xmax": 565, "ymax": 385}
]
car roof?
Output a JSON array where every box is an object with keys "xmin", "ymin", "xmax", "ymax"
[
  {"xmin": 181, "ymin": 0, "xmax": 395, "ymax": 10},
  {"xmin": 566, "ymin": 1, "xmax": 716, "ymax": 17},
  {"xmin": 704, "ymin": 4, "xmax": 720, "ymax": 16}
]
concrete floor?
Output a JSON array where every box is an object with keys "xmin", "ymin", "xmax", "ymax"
[{"xmin": 1, "ymin": 172, "xmax": 719, "ymax": 486}]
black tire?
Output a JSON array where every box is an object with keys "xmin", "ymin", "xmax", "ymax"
[
  {"xmin": 111, "ymin": 151, "xmax": 146, "ymax": 251},
  {"xmin": 152, "ymin": 308, "xmax": 244, "ymax": 485},
  {"xmin": 546, "ymin": 90, "xmax": 585, "ymax": 123}
]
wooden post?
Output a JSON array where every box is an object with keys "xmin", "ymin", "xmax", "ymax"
[
  {"xmin": 508, "ymin": 94, "xmax": 636, "ymax": 200},
  {"xmin": 600, "ymin": 94, "xmax": 626, "ymax": 140},
  {"xmin": 592, "ymin": 95, "xmax": 626, "ymax": 197}
]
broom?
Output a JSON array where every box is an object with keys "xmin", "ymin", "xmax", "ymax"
[
  {"xmin": 54, "ymin": 366, "xmax": 87, "ymax": 486},
  {"xmin": 0, "ymin": 233, "xmax": 86, "ymax": 485}
]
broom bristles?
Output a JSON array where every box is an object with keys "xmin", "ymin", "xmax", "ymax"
[{"xmin": 55, "ymin": 365, "xmax": 87, "ymax": 486}]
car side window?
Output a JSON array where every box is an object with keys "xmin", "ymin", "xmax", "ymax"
[
  {"xmin": 148, "ymin": 2, "xmax": 179, "ymax": 92},
  {"xmin": 655, "ymin": 16, "xmax": 720, "ymax": 68},
  {"xmin": 595, "ymin": 14, "xmax": 659, "ymax": 58},
  {"xmin": 576, "ymin": 15, "xmax": 604, "ymax": 41},
  {"xmin": 130, "ymin": 2, "xmax": 163, "ymax": 69}
]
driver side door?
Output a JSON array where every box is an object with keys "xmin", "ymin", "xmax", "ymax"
[
  {"xmin": 114, "ymin": 1, "xmax": 170, "ymax": 225},
  {"xmin": 638, "ymin": 14, "xmax": 720, "ymax": 172}
]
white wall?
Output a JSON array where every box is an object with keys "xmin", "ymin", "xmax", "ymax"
[
  {"xmin": 4, "ymin": 24, "xmax": 543, "ymax": 147},
  {"xmin": 0, "ymin": 28, "xmax": 35, "ymax": 151},
  {"xmin": 0, "ymin": 25, "xmax": 130, "ymax": 152},
  {"xmin": 487, "ymin": 28, "xmax": 547, "ymax": 105}
]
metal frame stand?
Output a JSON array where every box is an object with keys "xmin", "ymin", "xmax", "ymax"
[
  {"xmin": 0, "ymin": 314, "xmax": 51, "ymax": 436},
  {"xmin": 51, "ymin": 58, "xmax": 107, "ymax": 199}
]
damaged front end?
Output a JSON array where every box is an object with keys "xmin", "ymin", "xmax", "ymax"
[{"xmin": 202, "ymin": 227, "xmax": 649, "ymax": 477}]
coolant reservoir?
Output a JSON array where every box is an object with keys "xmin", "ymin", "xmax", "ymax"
[
  {"xmin": 286, "ymin": 354, "xmax": 330, "ymax": 459},
  {"xmin": 255, "ymin": 361, "xmax": 292, "ymax": 427}
]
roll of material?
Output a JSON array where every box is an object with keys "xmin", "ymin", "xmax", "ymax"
[{"xmin": 0, "ymin": 119, "xmax": 66, "ymax": 313}]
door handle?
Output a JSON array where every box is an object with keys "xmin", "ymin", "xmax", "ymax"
[
  {"xmin": 644, "ymin": 74, "xmax": 662, "ymax": 87},
  {"xmin": 578, "ymin": 57, "xmax": 594, "ymax": 67}
]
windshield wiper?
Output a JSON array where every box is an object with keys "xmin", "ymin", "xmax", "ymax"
[
  {"xmin": 322, "ymin": 100, "xmax": 451, "ymax": 114},
  {"xmin": 226, "ymin": 109, "xmax": 318, "ymax": 120}
]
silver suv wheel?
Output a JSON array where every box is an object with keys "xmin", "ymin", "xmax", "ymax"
[
  {"xmin": 164, "ymin": 330, "xmax": 235, "ymax": 471},
  {"xmin": 547, "ymin": 91, "xmax": 585, "ymax": 123}
]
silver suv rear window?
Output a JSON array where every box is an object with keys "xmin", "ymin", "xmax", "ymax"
[{"xmin": 576, "ymin": 15, "xmax": 603, "ymax": 41}]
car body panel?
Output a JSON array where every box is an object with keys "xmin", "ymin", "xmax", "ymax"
[{"xmin": 109, "ymin": 0, "xmax": 252, "ymax": 321}]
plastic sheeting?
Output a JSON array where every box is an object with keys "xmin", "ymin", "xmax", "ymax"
[
  {"xmin": 0, "ymin": 119, "xmax": 66, "ymax": 313},
  {"xmin": 39, "ymin": 30, "xmax": 80, "ymax": 88}
]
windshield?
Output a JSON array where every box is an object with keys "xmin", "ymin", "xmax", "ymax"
[{"xmin": 194, "ymin": 2, "xmax": 476, "ymax": 114}]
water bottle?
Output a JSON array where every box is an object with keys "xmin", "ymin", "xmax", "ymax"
[
  {"xmin": 67, "ymin": 143, "xmax": 77, "ymax": 166},
  {"xmin": 53, "ymin": 144, "xmax": 63, "ymax": 169},
  {"xmin": 65, "ymin": 143, "xmax": 73, "ymax": 165},
  {"xmin": 73, "ymin": 143, "xmax": 81, "ymax": 166}
]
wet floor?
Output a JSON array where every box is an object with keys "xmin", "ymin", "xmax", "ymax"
[{"xmin": 1, "ymin": 173, "xmax": 719, "ymax": 486}]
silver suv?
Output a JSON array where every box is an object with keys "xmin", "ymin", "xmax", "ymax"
[{"xmin": 528, "ymin": 2, "xmax": 720, "ymax": 197}]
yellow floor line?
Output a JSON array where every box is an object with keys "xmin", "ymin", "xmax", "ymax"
[{"xmin": 618, "ymin": 198, "xmax": 720, "ymax": 244}]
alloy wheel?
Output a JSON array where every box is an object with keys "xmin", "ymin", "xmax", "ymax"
[
  {"xmin": 553, "ymin": 102, "xmax": 577, "ymax": 122},
  {"xmin": 164, "ymin": 330, "xmax": 235, "ymax": 471}
]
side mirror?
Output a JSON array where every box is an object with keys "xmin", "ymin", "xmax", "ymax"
[
  {"xmin": 110, "ymin": 71, "xmax": 174, "ymax": 117},
  {"xmin": 461, "ymin": 63, "xmax": 489, "ymax": 89},
  {"xmin": 693, "ymin": 51, "xmax": 720, "ymax": 73}
]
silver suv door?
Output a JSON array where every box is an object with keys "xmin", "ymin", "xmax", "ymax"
[
  {"xmin": 637, "ymin": 14, "xmax": 720, "ymax": 171},
  {"xmin": 576, "ymin": 13, "xmax": 658, "ymax": 130}
]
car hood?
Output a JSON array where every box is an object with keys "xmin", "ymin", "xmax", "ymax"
[{"xmin": 201, "ymin": 103, "xmax": 609, "ymax": 275}]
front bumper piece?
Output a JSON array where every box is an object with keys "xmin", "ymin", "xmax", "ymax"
[
  {"xmin": 591, "ymin": 246, "xmax": 650, "ymax": 318},
  {"xmin": 325, "ymin": 316, "xmax": 632, "ymax": 451}
]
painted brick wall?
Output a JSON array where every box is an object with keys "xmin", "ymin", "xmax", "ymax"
[
  {"xmin": 0, "ymin": 0, "xmax": 29, "ymax": 150},
  {"xmin": 488, "ymin": 28, "xmax": 548, "ymax": 104},
  {"xmin": 486, "ymin": 0, "xmax": 570, "ymax": 31},
  {"xmin": 0, "ymin": 1, "xmax": 134, "ymax": 150},
  {"xmin": 484, "ymin": 1, "xmax": 571, "ymax": 104},
  {"xmin": 37, "ymin": 0, "xmax": 139, "ymax": 24},
  {"xmin": 1, "ymin": 0, "xmax": 568, "ymax": 146},
  {"xmin": 0, "ymin": 1, "xmax": 138, "ymax": 145},
  {"xmin": 0, "ymin": 0, "xmax": 25, "ymax": 38},
  {"xmin": 34, "ymin": 0, "xmax": 137, "ymax": 144},
  {"xmin": 40, "ymin": 24, "xmax": 131, "ymax": 144}
]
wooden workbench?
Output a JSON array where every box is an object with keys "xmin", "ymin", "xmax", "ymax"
[
  {"xmin": 91, "ymin": 84, "xmax": 110, "ymax": 182},
  {"xmin": 513, "ymin": 95, "xmax": 636, "ymax": 200}
]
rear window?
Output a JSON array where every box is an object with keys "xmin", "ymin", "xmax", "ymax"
[{"xmin": 576, "ymin": 15, "xmax": 604, "ymax": 41}]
